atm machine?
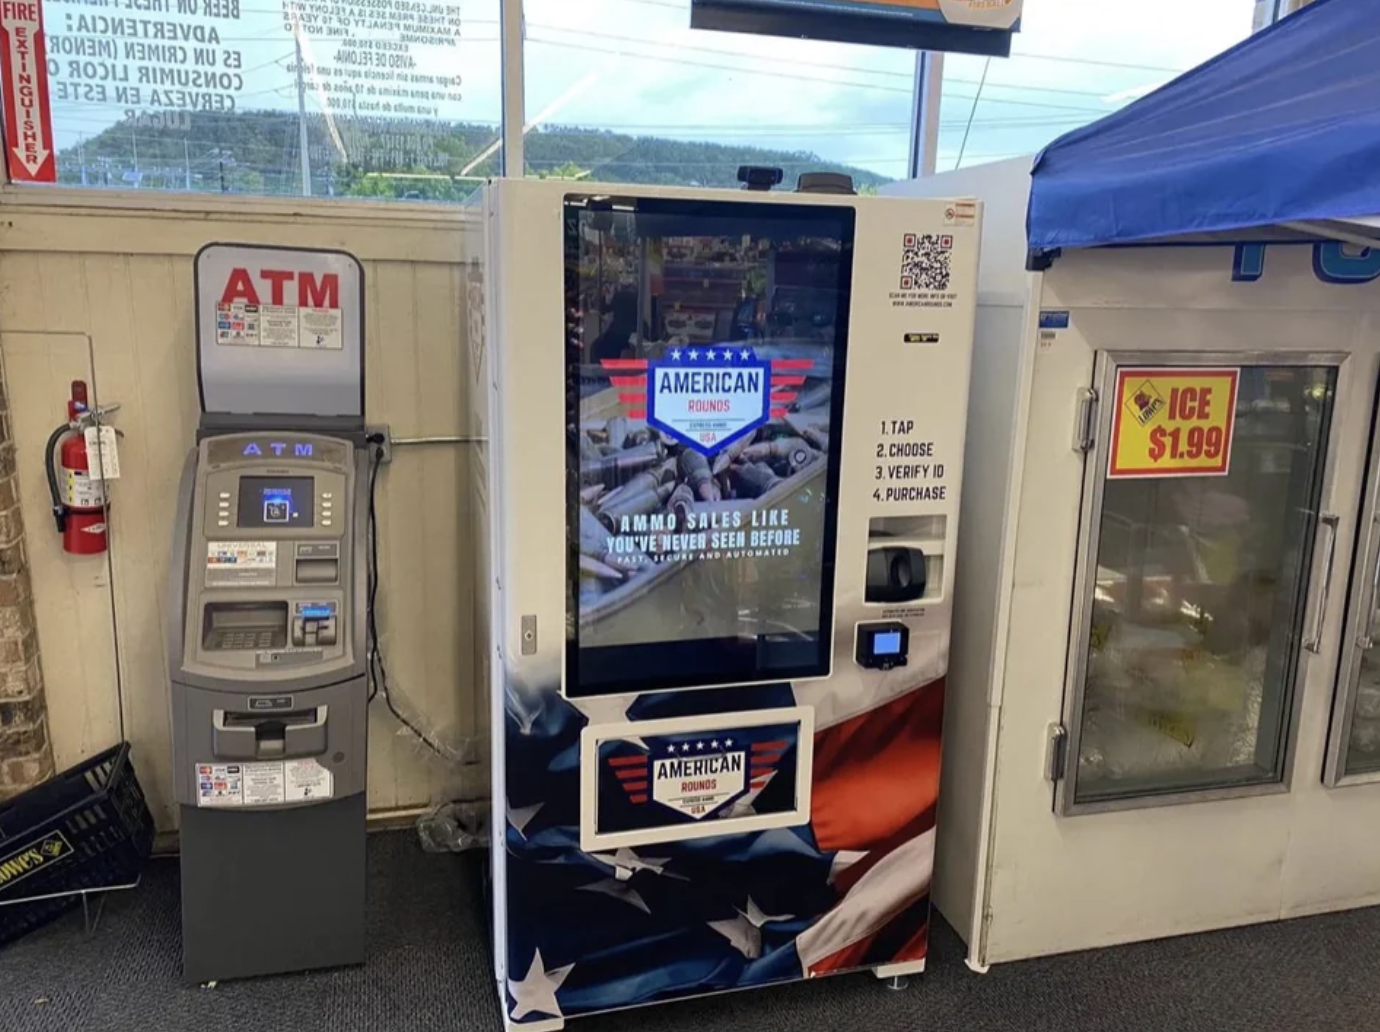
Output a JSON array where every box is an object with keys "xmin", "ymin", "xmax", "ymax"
[
  {"xmin": 168, "ymin": 244, "xmax": 370, "ymax": 984},
  {"xmin": 476, "ymin": 177, "xmax": 982, "ymax": 1028}
]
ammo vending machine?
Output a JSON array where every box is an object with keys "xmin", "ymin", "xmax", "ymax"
[
  {"xmin": 478, "ymin": 178, "xmax": 981, "ymax": 1027},
  {"xmin": 169, "ymin": 245, "xmax": 370, "ymax": 983}
]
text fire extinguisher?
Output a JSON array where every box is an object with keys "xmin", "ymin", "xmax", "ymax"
[{"xmin": 45, "ymin": 381, "xmax": 120, "ymax": 556}]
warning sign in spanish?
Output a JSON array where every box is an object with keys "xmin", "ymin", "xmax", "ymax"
[{"xmin": 1108, "ymin": 367, "xmax": 1239, "ymax": 479}]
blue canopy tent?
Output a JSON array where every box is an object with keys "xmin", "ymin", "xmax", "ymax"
[{"xmin": 1026, "ymin": 0, "xmax": 1380, "ymax": 263}]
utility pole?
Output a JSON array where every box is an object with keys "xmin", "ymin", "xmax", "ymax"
[
  {"xmin": 184, "ymin": 138, "xmax": 192, "ymax": 190},
  {"xmin": 78, "ymin": 137, "xmax": 87, "ymax": 186},
  {"xmin": 293, "ymin": 11, "xmax": 312, "ymax": 197}
]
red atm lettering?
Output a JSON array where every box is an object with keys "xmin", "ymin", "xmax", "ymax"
[
  {"xmin": 299, "ymin": 273, "xmax": 338, "ymax": 308},
  {"xmin": 221, "ymin": 268, "xmax": 260, "ymax": 305},
  {"xmin": 220, "ymin": 269, "xmax": 340, "ymax": 308},
  {"xmin": 1168, "ymin": 387, "xmax": 1212, "ymax": 421}
]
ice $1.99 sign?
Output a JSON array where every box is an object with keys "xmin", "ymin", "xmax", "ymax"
[{"xmin": 1108, "ymin": 368, "xmax": 1240, "ymax": 479}]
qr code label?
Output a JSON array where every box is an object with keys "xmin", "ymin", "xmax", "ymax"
[{"xmin": 900, "ymin": 233, "xmax": 954, "ymax": 292}]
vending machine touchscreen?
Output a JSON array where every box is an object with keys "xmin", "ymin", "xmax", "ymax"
[
  {"xmin": 569, "ymin": 200, "xmax": 853, "ymax": 697},
  {"xmin": 480, "ymin": 179, "xmax": 980, "ymax": 1029}
]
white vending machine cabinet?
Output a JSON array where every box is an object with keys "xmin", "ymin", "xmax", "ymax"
[
  {"xmin": 475, "ymin": 177, "xmax": 981, "ymax": 1028},
  {"xmin": 887, "ymin": 0, "xmax": 1380, "ymax": 970}
]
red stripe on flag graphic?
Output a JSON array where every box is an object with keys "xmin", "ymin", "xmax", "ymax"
[
  {"xmin": 770, "ymin": 409, "xmax": 788, "ymax": 419},
  {"xmin": 614, "ymin": 766, "xmax": 648, "ymax": 780},
  {"xmin": 609, "ymin": 376, "xmax": 646, "ymax": 388},
  {"xmin": 619, "ymin": 781, "xmax": 649, "ymax": 792},
  {"xmin": 752, "ymin": 741, "xmax": 789, "ymax": 753},
  {"xmin": 628, "ymin": 794, "xmax": 648, "ymax": 804},
  {"xmin": 608, "ymin": 755, "xmax": 646, "ymax": 768},
  {"xmin": 770, "ymin": 392, "xmax": 798, "ymax": 404},
  {"xmin": 600, "ymin": 359, "xmax": 649, "ymax": 370},
  {"xmin": 771, "ymin": 375, "xmax": 807, "ymax": 387},
  {"xmin": 627, "ymin": 409, "xmax": 647, "ymax": 419},
  {"xmin": 771, "ymin": 359, "xmax": 813, "ymax": 371},
  {"xmin": 618, "ymin": 393, "xmax": 646, "ymax": 405}
]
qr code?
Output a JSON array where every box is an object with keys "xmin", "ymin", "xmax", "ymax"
[{"xmin": 900, "ymin": 233, "xmax": 954, "ymax": 291}]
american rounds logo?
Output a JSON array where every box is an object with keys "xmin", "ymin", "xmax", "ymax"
[
  {"xmin": 607, "ymin": 736, "xmax": 787, "ymax": 820},
  {"xmin": 646, "ymin": 346, "xmax": 771, "ymax": 457}
]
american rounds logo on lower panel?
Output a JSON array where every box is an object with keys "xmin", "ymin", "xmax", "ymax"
[{"xmin": 581, "ymin": 708, "xmax": 814, "ymax": 851}]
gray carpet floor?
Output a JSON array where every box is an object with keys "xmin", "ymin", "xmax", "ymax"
[{"xmin": 2, "ymin": 831, "xmax": 1378, "ymax": 1032}]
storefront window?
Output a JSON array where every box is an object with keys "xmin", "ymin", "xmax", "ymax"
[
  {"xmin": 40, "ymin": 0, "xmax": 501, "ymax": 198},
  {"xmin": 521, "ymin": 0, "xmax": 915, "ymax": 190},
  {"xmin": 937, "ymin": 1, "xmax": 1255, "ymax": 170}
]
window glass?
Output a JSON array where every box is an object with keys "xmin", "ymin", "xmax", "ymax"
[
  {"xmin": 937, "ymin": 1, "xmax": 1255, "ymax": 170},
  {"xmin": 41, "ymin": 0, "xmax": 500, "ymax": 198},
  {"xmin": 522, "ymin": 0, "xmax": 914, "ymax": 189}
]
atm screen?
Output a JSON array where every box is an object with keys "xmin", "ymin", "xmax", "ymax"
[
  {"xmin": 237, "ymin": 477, "xmax": 315, "ymax": 528},
  {"xmin": 565, "ymin": 193, "xmax": 854, "ymax": 697}
]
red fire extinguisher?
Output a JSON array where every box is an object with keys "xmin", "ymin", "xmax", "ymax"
[{"xmin": 45, "ymin": 381, "xmax": 119, "ymax": 556}]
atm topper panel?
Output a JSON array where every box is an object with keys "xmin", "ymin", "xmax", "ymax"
[
  {"xmin": 567, "ymin": 194, "xmax": 856, "ymax": 698},
  {"xmin": 195, "ymin": 243, "xmax": 364, "ymax": 420}
]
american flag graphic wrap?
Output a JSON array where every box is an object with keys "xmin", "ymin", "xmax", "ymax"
[{"xmin": 501, "ymin": 664, "xmax": 945, "ymax": 1025}]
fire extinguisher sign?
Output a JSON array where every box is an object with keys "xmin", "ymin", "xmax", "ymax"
[{"xmin": 0, "ymin": 0, "xmax": 57, "ymax": 183}]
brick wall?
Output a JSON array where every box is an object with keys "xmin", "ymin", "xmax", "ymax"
[{"xmin": 0, "ymin": 354, "xmax": 53, "ymax": 802}]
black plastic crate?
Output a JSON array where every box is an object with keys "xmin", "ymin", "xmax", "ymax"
[{"xmin": 0, "ymin": 742, "xmax": 155, "ymax": 948}]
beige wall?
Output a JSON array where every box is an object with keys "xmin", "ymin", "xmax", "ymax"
[{"xmin": 0, "ymin": 189, "xmax": 486, "ymax": 831}]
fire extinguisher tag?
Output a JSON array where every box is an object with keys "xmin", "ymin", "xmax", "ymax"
[{"xmin": 84, "ymin": 426, "xmax": 121, "ymax": 481}]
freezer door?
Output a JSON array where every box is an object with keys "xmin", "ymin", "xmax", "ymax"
[
  {"xmin": 1058, "ymin": 353, "xmax": 1342, "ymax": 814},
  {"xmin": 1325, "ymin": 382, "xmax": 1380, "ymax": 786}
]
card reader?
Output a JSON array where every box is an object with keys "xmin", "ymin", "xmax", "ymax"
[{"xmin": 855, "ymin": 621, "xmax": 910, "ymax": 671}]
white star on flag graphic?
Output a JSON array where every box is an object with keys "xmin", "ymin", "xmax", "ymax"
[
  {"xmin": 670, "ymin": 349, "xmax": 682, "ymax": 361},
  {"xmin": 508, "ymin": 949, "xmax": 574, "ymax": 1021},
  {"xmin": 578, "ymin": 878, "xmax": 651, "ymax": 914},
  {"xmin": 688, "ymin": 349, "xmax": 699, "ymax": 360}
]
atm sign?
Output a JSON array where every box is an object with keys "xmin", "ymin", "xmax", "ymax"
[{"xmin": 243, "ymin": 442, "xmax": 314, "ymax": 458}]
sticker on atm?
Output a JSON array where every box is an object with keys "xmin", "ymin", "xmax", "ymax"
[
  {"xmin": 195, "ymin": 759, "xmax": 334, "ymax": 807},
  {"xmin": 580, "ymin": 707, "xmax": 814, "ymax": 851},
  {"xmin": 206, "ymin": 541, "xmax": 277, "ymax": 588}
]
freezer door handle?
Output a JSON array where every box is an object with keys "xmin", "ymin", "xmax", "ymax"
[
  {"xmin": 1072, "ymin": 388, "xmax": 1098, "ymax": 454},
  {"xmin": 1359, "ymin": 513, "xmax": 1380, "ymax": 649},
  {"xmin": 1305, "ymin": 513, "xmax": 1340, "ymax": 654}
]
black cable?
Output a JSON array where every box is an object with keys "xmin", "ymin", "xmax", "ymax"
[{"xmin": 364, "ymin": 438, "xmax": 451, "ymax": 759}]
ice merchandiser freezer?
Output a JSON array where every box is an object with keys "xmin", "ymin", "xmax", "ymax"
[
  {"xmin": 884, "ymin": 0, "xmax": 1380, "ymax": 970},
  {"xmin": 473, "ymin": 177, "xmax": 981, "ymax": 1028}
]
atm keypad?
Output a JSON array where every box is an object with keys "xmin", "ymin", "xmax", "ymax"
[{"xmin": 209, "ymin": 629, "xmax": 279, "ymax": 651}]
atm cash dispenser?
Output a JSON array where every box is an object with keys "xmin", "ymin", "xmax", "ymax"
[{"xmin": 169, "ymin": 244, "xmax": 369, "ymax": 983}]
